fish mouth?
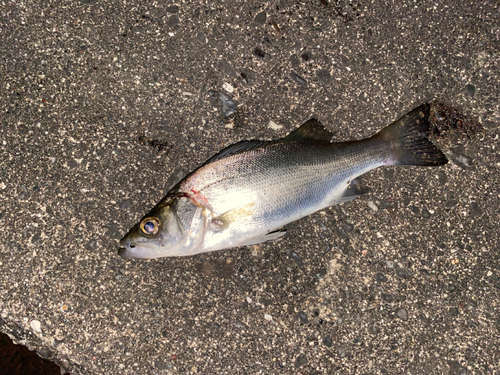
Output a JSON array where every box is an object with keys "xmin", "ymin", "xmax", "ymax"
[
  {"xmin": 118, "ymin": 239, "xmax": 162, "ymax": 259},
  {"xmin": 118, "ymin": 247, "xmax": 129, "ymax": 257},
  {"xmin": 118, "ymin": 237, "xmax": 137, "ymax": 258},
  {"xmin": 118, "ymin": 244, "xmax": 136, "ymax": 258}
]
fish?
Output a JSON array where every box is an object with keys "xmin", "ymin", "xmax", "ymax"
[{"xmin": 119, "ymin": 103, "xmax": 447, "ymax": 259}]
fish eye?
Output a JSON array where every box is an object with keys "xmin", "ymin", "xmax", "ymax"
[{"xmin": 140, "ymin": 217, "xmax": 160, "ymax": 236}]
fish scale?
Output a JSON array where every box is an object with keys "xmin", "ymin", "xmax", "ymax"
[{"xmin": 195, "ymin": 140, "xmax": 391, "ymax": 253}]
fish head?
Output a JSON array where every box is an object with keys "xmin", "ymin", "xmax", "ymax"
[{"xmin": 119, "ymin": 198, "xmax": 207, "ymax": 258}]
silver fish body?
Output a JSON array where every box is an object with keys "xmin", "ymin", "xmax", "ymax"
[{"xmin": 119, "ymin": 104, "xmax": 447, "ymax": 258}]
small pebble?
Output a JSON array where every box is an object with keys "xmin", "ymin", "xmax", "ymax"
[
  {"xmin": 469, "ymin": 202, "xmax": 482, "ymax": 217},
  {"xmin": 222, "ymin": 82, "xmax": 234, "ymax": 93},
  {"xmin": 465, "ymin": 83, "xmax": 475, "ymax": 96},
  {"xmin": 368, "ymin": 325, "xmax": 380, "ymax": 335},
  {"xmin": 254, "ymin": 11, "xmax": 266, "ymax": 25},
  {"xmin": 375, "ymin": 273, "xmax": 387, "ymax": 282},
  {"xmin": 421, "ymin": 207, "xmax": 431, "ymax": 219},
  {"xmin": 396, "ymin": 308, "xmax": 408, "ymax": 321},
  {"xmin": 448, "ymin": 146, "xmax": 474, "ymax": 169},
  {"xmin": 322, "ymin": 337, "xmax": 333, "ymax": 347},
  {"xmin": 167, "ymin": 15, "xmax": 179, "ymax": 29},
  {"xmin": 264, "ymin": 313, "xmax": 273, "ymax": 321},
  {"xmin": 30, "ymin": 320, "xmax": 41, "ymax": 333},
  {"xmin": 250, "ymin": 245, "xmax": 261, "ymax": 256},
  {"xmin": 219, "ymin": 92, "xmax": 237, "ymax": 117},
  {"xmin": 299, "ymin": 311, "xmax": 308, "ymax": 324},
  {"xmin": 396, "ymin": 268, "xmax": 413, "ymax": 279},
  {"xmin": 196, "ymin": 32, "xmax": 207, "ymax": 44},
  {"xmin": 233, "ymin": 321, "xmax": 248, "ymax": 329},
  {"xmin": 337, "ymin": 347, "xmax": 346, "ymax": 358},
  {"xmin": 409, "ymin": 205, "xmax": 420, "ymax": 215},
  {"xmin": 254, "ymin": 47, "xmax": 266, "ymax": 58},
  {"xmin": 289, "ymin": 54, "xmax": 300, "ymax": 67},
  {"xmin": 86, "ymin": 239, "xmax": 99, "ymax": 251},
  {"xmin": 291, "ymin": 252, "xmax": 304, "ymax": 270},
  {"xmin": 240, "ymin": 72, "xmax": 249, "ymax": 85},
  {"xmin": 289, "ymin": 72, "xmax": 307, "ymax": 85},
  {"xmin": 166, "ymin": 5, "xmax": 179, "ymax": 13},
  {"xmin": 382, "ymin": 293, "xmax": 393, "ymax": 303},
  {"xmin": 295, "ymin": 354, "xmax": 307, "ymax": 367},
  {"xmin": 119, "ymin": 199, "xmax": 131, "ymax": 209},
  {"xmin": 367, "ymin": 201, "xmax": 378, "ymax": 211},
  {"xmin": 268, "ymin": 121, "xmax": 283, "ymax": 130},
  {"xmin": 316, "ymin": 69, "xmax": 331, "ymax": 84}
]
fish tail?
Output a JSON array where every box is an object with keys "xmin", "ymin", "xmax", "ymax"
[{"xmin": 374, "ymin": 103, "xmax": 448, "ymax": 166}]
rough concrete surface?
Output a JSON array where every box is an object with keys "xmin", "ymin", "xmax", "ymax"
[{"xmin": 1, "ymin": 0, "xmax": 499, "ymax": 374}]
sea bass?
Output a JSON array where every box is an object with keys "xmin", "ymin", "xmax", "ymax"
[{"xmin": 119, "ymin": 104, "xmax": 447, "ymax": 258}]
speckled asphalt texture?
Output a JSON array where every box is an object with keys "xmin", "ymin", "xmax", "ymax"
[{"xmin": 1, "ymin": 1, "xmax": 499, "ymax": 374}]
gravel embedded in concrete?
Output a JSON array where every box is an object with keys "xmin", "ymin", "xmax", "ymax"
[{"xmin": 0, "ymin": 1, "xmax": 499, "ymax": 374}]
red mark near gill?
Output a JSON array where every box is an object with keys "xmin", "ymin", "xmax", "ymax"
[{"xmin": 177, "ymin": 188, "xmax": 210, "ymax": 207}]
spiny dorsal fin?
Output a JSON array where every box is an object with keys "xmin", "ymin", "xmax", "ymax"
[
  {"xmin": 203, "ymin": 140, "xmax": 272, "ymax": 164},
  {"xmin": 281, "ymin": 118, "xmax": 333, "ymax": 142},
  {"xmin": 204, "ymin": 118, "xmax": 332, "ymax": 165}
]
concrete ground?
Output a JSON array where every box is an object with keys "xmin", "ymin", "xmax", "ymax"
[{"xmin": 1, "ymin": 0, "xmax": 499, "ymax": 374}]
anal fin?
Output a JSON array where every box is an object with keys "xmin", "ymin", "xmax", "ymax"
[{"xmin": 330, "ymin": 178, "xmax": 366, "ymax": 205}]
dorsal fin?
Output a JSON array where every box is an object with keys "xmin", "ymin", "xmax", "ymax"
[
  {"xmin": 281, "ymin": 118, "xmax": 333, "ymax": 142},
  {"xmin": 203, "ymin": 140, "xmax": 271, "ymax": 164},
  {"xmin": 203, "ymin": 118, "xmax": 332, "ymax": 165}
]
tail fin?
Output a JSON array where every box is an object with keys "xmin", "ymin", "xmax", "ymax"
[{"xmin": 374, "ymin": 104, "xmax": 448, "ymax": 166}]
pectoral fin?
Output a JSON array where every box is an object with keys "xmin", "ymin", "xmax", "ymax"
[{"xmin": 210, "ymin": 203, "xmax": 256, "ymax": 231}]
